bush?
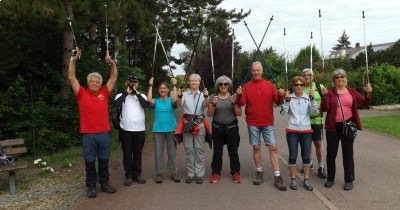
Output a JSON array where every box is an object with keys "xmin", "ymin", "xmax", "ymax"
[{"xmin": 369, "ymin": 63, "xmax": 400, "ymax": 105}]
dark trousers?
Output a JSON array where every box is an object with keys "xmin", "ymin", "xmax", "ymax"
[
  {"xmin": 286, "ymin": 132, "xmax": 312, "ymax": 165},
  {"xmin": 326, "ymin": 123, "xmax": 355, "ymax": 183},
  {"xmin": 211, "ymin": 124, "xmax": 240, "ymax": 175},
  {"xmin": 82, "ymin": 133, "xmax": 111, "ymax": 187},
  {"xmin": 119, "ymin": 130, "xmax": 145, "ymax": 179}
]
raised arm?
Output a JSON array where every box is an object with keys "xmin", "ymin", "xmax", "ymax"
[
  {"xmin": 170, "ymin": 78, "xmax": 178, "ymax": 105},
  {"xmin": 147, "ymin": 77, "xmax": 155, "ymax": 106},
  {"xmin": 105, "ymin": 52, "xmax": 118, "ymax": 92},
  {"xmin": 68, "ymin": 48, "xmax": 81, "ymax": 95},
  {"xmin": 202, "ymin": 88, "xmax": 210, "ymax": 108}
]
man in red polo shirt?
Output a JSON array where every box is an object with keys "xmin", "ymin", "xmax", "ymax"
[
  {"xmin": 68, "ymin": 48, "xmax": 117, "ymax": 198},
  {"xmin": 236, "ymin": 61, "xmax": 287, "ymax": 190}
]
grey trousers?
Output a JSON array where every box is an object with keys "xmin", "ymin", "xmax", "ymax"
[
  {"xmin": 153, "ymin": 132, "xmax": 178, "ymax": 175},
  {"xmin": 183, "ymin": 124, "xmax": 206, "ymax": 178}
]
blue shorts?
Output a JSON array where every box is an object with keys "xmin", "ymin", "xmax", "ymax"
[{"xmin": 248, "ymin": 126, "xmax": 276, "ymax": 146}]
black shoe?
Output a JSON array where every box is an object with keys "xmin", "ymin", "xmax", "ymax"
[
  {"xmin": 274, "ymin": 176, "xmax": 287, "ymax": 191},
  {"xmin": 324, "ymin": 181, "xmax": 335, "ymax": 188},
  {"xmin": 155, "ymin": 174, "xmax": 163, "ymax": 184},
  {"xmin": 253, "ymin": 171, "xmax": 264, "ymax": 185},
  {"xmin": 185, "ymin": 176, "xmax": 194, "ymax": 184},
  {"xmin": 171, "ymin": 173, "xmax": 181, "ymax": 183},
  {"xmin": 124, "ymin": 178, "xmax": 133, "ymax": 186},
  {"xmin": 133, "ymin": 176, "xmax": 146, "ymax": 184},
  {"xmin": 343, "ymin": 182, "xmax": 353, "ymax": 191},
  {"xmin": 318, "ymin": 167, "xmax": 327, "ymax": 179},
  {"xmin": 86, "ymin": 186, "xmax": 97, "ymax": 198},
  {"xmin": 101, "ymin": 183, "xmax": 116, "ymax": 194},
  {"xmin": 195, "ymin": 177, "xmax": 203, "ymax": 184}
]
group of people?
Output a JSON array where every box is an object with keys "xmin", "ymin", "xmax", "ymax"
[{"xmin": 68, "ymin": 48, "xmax": 372, "ymax": 198}]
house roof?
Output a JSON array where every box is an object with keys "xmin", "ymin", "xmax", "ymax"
[{"xmin": 329, "ymin": 42, "xmax": 395, "ymax": 59}]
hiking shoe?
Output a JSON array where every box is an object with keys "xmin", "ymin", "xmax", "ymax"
[
  {"xmin": 124, "ymin": 178, "xmax": 133, "ymax": 186},
  {"xmin": 171, "ymin": 173, "xmax": 181, "ymax": 183},
  {"xmin": 195, "ymin": 177, "xmax": 204, "ymax": 184},
  {"xmin": 209, "ymin": 174, "xmax": 221, "ymax": 183},
  {"xmin": 318, "ymin": 167, "xmax": 327, "ymax": 179},
  {"xmin": 185, "ymin": 176, "xmax": 194, "ymax": 184},
  {"xmin": 289, "ymin": 178, "xmax": 298, "ymax": 190},
  {"xmin": 101, "ymin": 183, "xmax": 116, "ymax": 194},
  {"xmin": 274, "ymin": 176, "xmax": 287, "ymax": 191},
  {"xmin": 155, "ymin": 174, "xmax": 163, "ymax": 184},
  {"xmin": 253, "ymin": 171, "xmax": 264, "ymax": 185},
  {"xmin": 303, "ymin": 179, "xmax": 313, "ymax": 191},
  {"xmin": 133, "ymin": 176, "xmax": 146, "ymax": 184},
  {"xmin": 324, "ymin": 181, "xmax": 335, "ymax": 188},
  {"xmin": 232, "ymin": 172, "xmax": 242, "ymax": 184},
  {"xmin": 343, "ymin": 182, "xmax": 353, "ymax": 191},
  {"xmin": 86, "ymin": 186, "xmax": 97, "ymax": 198}
]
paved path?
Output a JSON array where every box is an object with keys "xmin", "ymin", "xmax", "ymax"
[{"xmin": 73, "ymin": 109, "xmax": 400, "ymax": 210}]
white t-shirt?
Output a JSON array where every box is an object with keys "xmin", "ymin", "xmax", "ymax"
[{"xmin": 115, "ymin": 93, "xmax": 147, "ymax": 131}]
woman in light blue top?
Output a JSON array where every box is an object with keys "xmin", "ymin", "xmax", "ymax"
[
  {"xmin": 147, "ymin": 76, "xmax": 180, "ymax": 183},
  {"xmin": 280, "ymin": 76, "xmax": 319, "ymax": 191}
]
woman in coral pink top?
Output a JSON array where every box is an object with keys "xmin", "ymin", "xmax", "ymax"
[{"xmin": 321, "ymin": 69, "xmax": 372, "ymax": 191}]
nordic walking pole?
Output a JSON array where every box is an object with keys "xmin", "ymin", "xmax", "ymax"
[
  {"xmin": 243, "ymin": 20, "xmax": 278, "ymax": 86},
  {"xmin": 151, "ymin": 23, "xmax": 159, "ymax": 76},
  {"xmin": 155, "ymin": 24, "xmax": 174, "ymax": 77},
  {"xmin": 67, "ymin": 16, "xmax": 79, "ymax": 56},
  {"xmin": 231, "ymin": 28, "xmax": 235, "ymax": 93},
  {"xmin": 284, "ymin": 28, "xmax": 288, "ymax": 91},
  {"xmin": 184, "ymin": 18, "xmax": 206, "ymax": 83},
  {"xmin": 210, "ymin": 37, "xmax": 215, "ymax": 83},
  {"xmin": 310, "ymin": 32, "xmax": 313, "ymax": 71},
  {"xmin": 362, "ymin": 11, "xmax": 370, "ymax": 84},
  {"xmin": 104, "ymin": 1, "xmax": 109, "ymax": 54},
  {"xmin": 257, "ymin": 16, "xmax": 274, "ymax": 50},
  {"xmin": 318, "ymin": 9, "xmax": 326, "ymax": 84}
]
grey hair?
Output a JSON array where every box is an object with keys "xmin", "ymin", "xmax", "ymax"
[
  {"xmin": 251, "ymin": 61, "xmax": 263, "ymax": 70},
  {"xmin": 332, "ymin": 69, "xmax": 347, "ymax": 81},
  {"xmin": 87, "ymin": 72, "xmax": 103, "ymax": 84},
  {"xmin": 189, "ymin": 73, "xmax": 201, "ymax": 82},
  {"xmin": 214, "ymin": 75, "xmax": 233, "ymax": 93},
  {"xmin": 302, "ymin": 68, "xmax": 313, "ymax": 75},
  {"xmin": 332, "ymin": 68, "xmax": 347, "ymax": 86}
]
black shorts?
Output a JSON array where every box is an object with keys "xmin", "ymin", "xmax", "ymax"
[{"xmin": 311, "ymin": 124, "xmax": 323, "ymax": 141}]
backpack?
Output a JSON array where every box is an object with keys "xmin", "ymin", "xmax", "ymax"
[{"xmin": 0, "ymin": 146, "xmax": 14, "ymax": 166}]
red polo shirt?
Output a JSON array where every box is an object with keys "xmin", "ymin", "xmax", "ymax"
[{"xmin": 77, "ymin": 86, "xmax": 111, "ymax": 133}]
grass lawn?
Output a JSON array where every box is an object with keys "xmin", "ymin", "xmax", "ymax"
[{"xmin": 362, "ymin": 115, "xmax": 400, "ymax": 138}]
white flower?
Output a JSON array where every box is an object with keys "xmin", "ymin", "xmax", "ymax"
[
  {"xmin": 68, "ymin": 163, "xmax": 72, "ymax": 167},
  {"xmin": 40, "ymin": 161, "xmax": 47, "ymax": 166},
  {"xmin": 34, "ymin": 159, "xmax": 42, "ymax": 165}
]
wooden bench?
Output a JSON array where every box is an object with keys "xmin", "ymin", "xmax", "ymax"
[{"xmin": 0, "ymin": 138, "xmax": 28, "ymax": 194}]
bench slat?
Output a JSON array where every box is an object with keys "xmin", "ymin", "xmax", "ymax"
[
  {"xmin": 4, "ymin": 147, "xmax": 27, "ymax": 155},
  {"xmin": 0, "ymin": 161, "xmax": 28, "ymax": 172},
  {"xmin": 0, "ymin": 139, "xmax": 24, "ymax": 147}
]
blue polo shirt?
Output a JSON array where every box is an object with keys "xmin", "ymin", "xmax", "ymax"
[{"xmin": 152, "ymin": 97, "xmax": 177, "ymax": 132}]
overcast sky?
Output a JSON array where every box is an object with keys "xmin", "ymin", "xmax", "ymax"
[{"xmin": 171, "ymin": 0, "xmax": 400, "ymax": 75}]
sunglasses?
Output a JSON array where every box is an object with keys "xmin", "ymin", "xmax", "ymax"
[
  {"xmin": 131, "ymin": 80, "xmax": 138, "ymax": 83},
  {"xmin": 218, "ymin": 83, "xmax": 229, "ymax": 87},
  {"xmin": 293, "ymin": 83, "xmax": 304, "ymax": 87},
  {"xmin": 335, "ymin": 76, "xmax": 345, "ymax": 79}
]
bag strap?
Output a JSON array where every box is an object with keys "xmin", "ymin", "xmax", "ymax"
[
  {"xmin": 334, "ymin": 92, "xmax": 346, "ymax": 127},
  {"xmin": 192, "ymin": 91, "xmax": 202, "ymax": 116}
]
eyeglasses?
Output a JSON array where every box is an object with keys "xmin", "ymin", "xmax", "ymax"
[
  {"xmin": 218, "ymin": 83, "xmax": 229, "ymax": 87},
  {"xmin": 293, "ymin": 83, "xmax": 304, "ymax": 87},
  {"xmin": 335, "ymin": 76, "xmax": 345, "ymax": 79},
  {"xmin": 131, "ymin": 80, "xmax": 138, "ymax": 83},
  {"xmin": 303, "ymin": 74, "xmax": 312, "ymax": 77}
]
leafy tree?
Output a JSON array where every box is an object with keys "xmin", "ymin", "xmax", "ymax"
[
  {"xmin": 293, "ymin": 45, "xmax": 321, "ymax": 71},
  {"xmin": 332, "ymin": 30, "xmax": 351, "ymax": 50}
]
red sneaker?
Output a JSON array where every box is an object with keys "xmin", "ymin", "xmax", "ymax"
[
  {"xmin": 209, "ymin": 174, "xmax": 220, "ymax": 183},
  {"xmin": 232, "ymin": 172, "xmax": 242, "ymax": 184}
]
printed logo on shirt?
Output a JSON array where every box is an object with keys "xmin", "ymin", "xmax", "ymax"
[{"xmin": 97, "ymin": 94, "xmax": 104, "ymax": 101}]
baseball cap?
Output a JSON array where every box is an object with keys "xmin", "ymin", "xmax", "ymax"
[{"xmin": 127, "ymin": 75, "xmax": 138, "ymax": 82}]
